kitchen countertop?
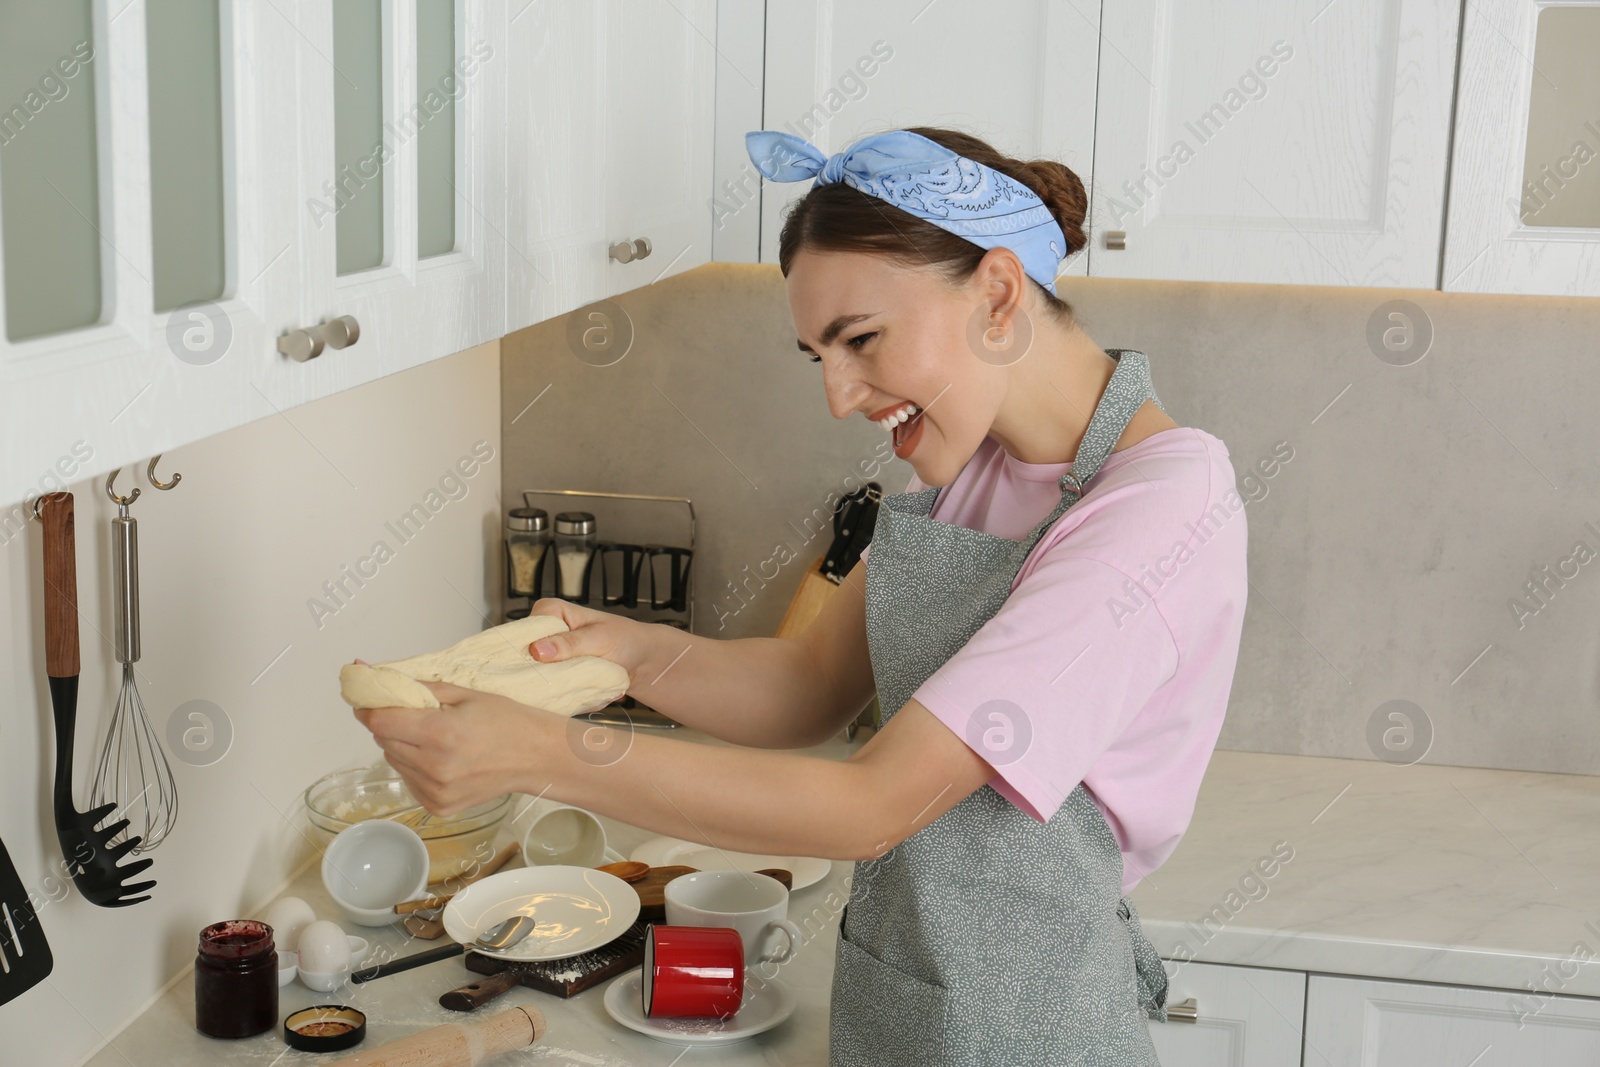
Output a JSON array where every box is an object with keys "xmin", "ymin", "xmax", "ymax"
[
  {"xmin": 86, "ymin": 743, "xmax": 1600, "ymax": 1065},
  {"xmin": 87, "ymin": 723, "xmax": 861, "ymax": 1067},
  {"xmin": 1127, "ymin": 749, "xmax": 1600, "ymax": 998}
]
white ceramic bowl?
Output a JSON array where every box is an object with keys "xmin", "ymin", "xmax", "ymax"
[
  {"xmin": 277, "ymin": 950, "xmax": 299, "ymax": 988},
  {"xmin": 297, "ymin": 966, "xmax": 351, "ymax": 994},
  {"xmin": 321, "ymin": 819, "xmax": 430, "ymax": 927}
]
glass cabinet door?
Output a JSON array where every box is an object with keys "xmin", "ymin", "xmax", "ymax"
[
  {"xmin": 292, "ymin": 0, "xmax": 503, "ymax": 386},
  {"xmin": 1444, "ymin": 0, "xmax": 1600, "ymax": 295}
]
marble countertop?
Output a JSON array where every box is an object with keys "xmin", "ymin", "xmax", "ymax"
[
  {"xmin": 1127, "ymin": 749, "xmax": 1600, "ymax": 998},
  {"xmin": 87, "ymin": 741, "xmax": 1600, "ymax": 1065}
]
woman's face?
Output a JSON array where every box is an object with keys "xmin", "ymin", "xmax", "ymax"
[{"xmin": 785, "ymin": 248, "xmax": 1006, "ymax": 487}]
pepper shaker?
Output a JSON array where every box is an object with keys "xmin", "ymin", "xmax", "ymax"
[{"xmin": 505, "ymin": 507, "xmax": 550, "ymax": 601}]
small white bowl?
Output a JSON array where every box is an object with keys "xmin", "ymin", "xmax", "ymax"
[
  {"xmin": 321, "ymin": 820, "xmax": 430, "ymax": 927},
  {"xmin": 297, "ymin": 966, "xmax": 352, "ymax": 994},
  {"xmin": 277, "ymin": 950, "xmax": 299, "ymax": 988}
]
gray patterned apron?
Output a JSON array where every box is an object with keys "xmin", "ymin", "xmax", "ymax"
[{"xmin": 829, "ymin": 349, "xmax": 1171, "ymax": 1067}]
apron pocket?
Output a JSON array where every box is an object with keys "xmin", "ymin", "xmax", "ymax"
[{"xmin": 830, "ymin": 929, "xmax": 953, "ymax": 1066}]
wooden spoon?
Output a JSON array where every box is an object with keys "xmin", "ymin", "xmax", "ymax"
[{"xmin": 595, "ymin": 860, "xmax": 650, "ymax": 883}]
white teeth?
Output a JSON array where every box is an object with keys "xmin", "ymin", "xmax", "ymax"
[{"xmin": 877, "ymin": 403, "xmax": 921, "ymax": 431}]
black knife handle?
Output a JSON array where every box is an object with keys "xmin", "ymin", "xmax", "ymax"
[{"xmin": 350, "ymin": 942, "xmax": 463, "ymax": 983}]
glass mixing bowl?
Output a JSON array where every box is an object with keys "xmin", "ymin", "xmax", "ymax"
[{"xmin": 304, "ymin": 763, "xmax": 510, "ymax": 886}]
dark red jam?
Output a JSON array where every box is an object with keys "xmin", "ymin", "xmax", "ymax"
[{"xmin": 194, "ymin": 919, "xmax": 278, "ymax": 1038}]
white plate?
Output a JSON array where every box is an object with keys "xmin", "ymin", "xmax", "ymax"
[
  {"xmin": 603, "ymin": 967, "xmax": 796, "ymax": 1046},
  {"xmin": 629, "ymin": 837, "xmax": 831, "ymax": 891},
  {"xmin": 442, "ymin": 865, "xmax": 639, "ymax": 962}
]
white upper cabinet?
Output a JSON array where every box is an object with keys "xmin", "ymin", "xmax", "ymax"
[
  {"xmin": 284, "ymin": 0, "xmax": 506, "ymax": 404},
  {"xmin": 1090, "ymin": 0, "xmax": 1461, "ymax": 288},
  {"xmin": 2, "ymin": 0, "xmax": 1590, "ymax": 508},
  {"xmin": 1443, "ymin": 0, "xmax": 1600, "ymax": 296},
  {"xmin": 757, "ymin": 0, "xmax": 1102, "ymax": 282},
  {"xmin": 505, "ymin": 0, "xmax": 716, "ymax": 334},
  {"xmin": 0, "ymin": 0, "xmax": 296, "ymax": 512}
]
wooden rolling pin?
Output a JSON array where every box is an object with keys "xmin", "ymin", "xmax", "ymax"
[{"xmin": 326, "ymin": 1006, "xmax": 545, "ymax": 1067}]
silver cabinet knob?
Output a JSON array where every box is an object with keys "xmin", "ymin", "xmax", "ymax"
[
  {"xmin": 317, "ymin": 314, "xmax": 361, "ymax": 350},
  {"xmin": 1165, "ymin": 996, "xmax": 1198, "ymax": 1023},
  {"xmin": 608, "ymin": 237, "xmax": 653, "ymax": 263},
  {"xmin": 1104, "ymin": 230, "xmax": 1127, "ymax": 251},
  {"xmin": 278, "ymin": 315, "xmax": 361, "ymax": 361},
  {"xmin": 278, "ymin": 328, "xmax": 324, "ymax": 362}
]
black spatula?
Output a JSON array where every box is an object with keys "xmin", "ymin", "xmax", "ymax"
[{"xmin": 0, "ymin": 835, "xmax": 53, "ymax": 1005}]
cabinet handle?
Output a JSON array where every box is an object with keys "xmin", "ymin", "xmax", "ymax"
[
  {"xmin": 1104, "ymin": 230, "xmax": 1127, "ymax": 251},
  {"xmin": 317, "ymin": 314, "xmax": 361, "ymax": 350},
  {"xmin": 608, "ymin": 237, "xmax": 652, "ymax": 263},
  {"xmin": 277, "ymin": 328, "xmax": 324, "ymax": 362},
  {"xmin": 277, "ymin": 316, "xmax": 361, "ymax": 362},
  {"xmin": 1165, "ymin": 996, "xmax": 1198, "ymax": 1023}
]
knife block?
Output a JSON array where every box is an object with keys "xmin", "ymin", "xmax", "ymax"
[{"xmin": 775, "ymin": 556, "xmax": 880, "ymax": 735}]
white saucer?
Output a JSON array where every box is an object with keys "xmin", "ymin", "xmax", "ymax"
[
  {"xmin": 603, "ymin": 967, "xmax": 796, "ymax": 1045},
  {"xmin": 629, "ymin": 836, "xmax": 831, "ymax": 891},
  {"xmin": 442, "ymin": 865, "xmax": 639, "ymax": 962}
]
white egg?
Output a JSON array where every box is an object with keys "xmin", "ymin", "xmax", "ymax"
[
  {"xmin": 262, "ymin": 897, "xmax": 317, "ymax": 955},
  {"xmin": 297, "ymin": 920, "xmax": 352, "ymax": 975}
]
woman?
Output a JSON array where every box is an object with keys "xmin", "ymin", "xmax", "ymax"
[{"xmin": 355, "ymin": 126, "xmax": 1249, "ymax": 1065}]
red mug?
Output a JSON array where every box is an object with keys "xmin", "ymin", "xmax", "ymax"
[{"xmin": 642, "ymin": 925, "xmax": 745, "ymax": 1019}]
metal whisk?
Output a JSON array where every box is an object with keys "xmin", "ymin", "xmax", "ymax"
[{"xmin": 89, "ymin": 461, "xmax": 179, "ymax": 854}]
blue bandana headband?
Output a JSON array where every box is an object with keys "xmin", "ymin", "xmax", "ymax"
[{"xmin": 744, "ymin": 129, "xmax": 1069, "ymax": 296}]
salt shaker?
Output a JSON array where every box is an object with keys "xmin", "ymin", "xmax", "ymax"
[{"xmin": 553, "ymin": 512, "xmax": 597, "ymax": 602}]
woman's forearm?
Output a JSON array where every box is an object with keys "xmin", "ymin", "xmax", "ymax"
[
  {"xmin": 529, "ymin": 714, "xmax": 875, "ymax": 861},
  {"xmin": 625, "ymin": 626, "xmax": 845, "ymax": 749}
]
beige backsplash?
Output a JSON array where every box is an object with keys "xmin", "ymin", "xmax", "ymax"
[{"xmin": 503, "ymin": 262, "xmax": 1600, "ymax": 778}]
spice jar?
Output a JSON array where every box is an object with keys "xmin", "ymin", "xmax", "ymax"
[
  {"xmin": 553, "ymin": 512, "xmax": 597, "ymax": 602},
  {"xmin": 194, "ymin": 919, "xmax": 278, "ymax": 1039},
  {"xmin": 505, "ymin": 507, "xmax": 550, "ymax": 599}
]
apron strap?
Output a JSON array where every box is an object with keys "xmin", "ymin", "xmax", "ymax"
[{"xmin": 1019, "ymin": 349, "xmax": 1158, "ymax": 544}]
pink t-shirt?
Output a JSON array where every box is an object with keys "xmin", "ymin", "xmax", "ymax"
[{"xmin": 862, "ymin": 426, "xmax": 1248, "ymax": 892}]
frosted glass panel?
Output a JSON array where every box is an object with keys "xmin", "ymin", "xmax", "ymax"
[
  {"xmin": 417, "ymin": 0, "xmax": 456, "ymax": 258},
  {"xmin": 147, "ymin": 0, "xmax": 227, "ymax": 311},
  {"xmin": 334, "ymin": 0, "xmax": 385, "ymax": 274},
  {"xmin": 1519, "ymin": 7, "xmax": 1600, "ymax": 228},
  {"xmin": 0, "ymin": 2, "xmax": 101, "ymax": 341}
]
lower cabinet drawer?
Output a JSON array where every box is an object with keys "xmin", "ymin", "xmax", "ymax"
[
  {"xmin": 1304, "ymin": 974, "xmax": 1600, "ymax": 1065},
  {"xmin": 1147, "ymin": 959, "xmax": 1306, "ymax": 1067}
]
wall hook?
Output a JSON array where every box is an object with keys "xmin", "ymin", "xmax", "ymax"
[
  {"xmin": 105, "ymin": 468, "xmax": 140, "ymax": 508},
  {"xmin": 147, "ymin": 454, "xmax": 181, "ymax": 491}
]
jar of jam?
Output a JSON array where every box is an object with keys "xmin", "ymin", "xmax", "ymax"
[{"xmin": 194, "ymin": 919, "xmax": 278, "ymax": 1038}]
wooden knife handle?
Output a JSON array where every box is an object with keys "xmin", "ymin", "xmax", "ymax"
[
  {"xmin": 39, "ymin": 493, "xmax": 79, "ymax": 678},
  {"xmin": 326, "ymin": 1005, "xmax": 546, "ymax": 1066},
  {"xmin": 438, "ymin": 970, "xmax": 522, "ymax": 1013}
]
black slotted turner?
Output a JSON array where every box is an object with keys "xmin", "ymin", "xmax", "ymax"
[
  {"xmin": 0, "ymin": 836, "xmax": 53, "ymax": 1005},
  {"xmin": 40, "ymin": 492, "xmax": 155, "ymax": 907}
]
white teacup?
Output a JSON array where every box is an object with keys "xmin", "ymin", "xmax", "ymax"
[
  {"xmin": 511, "ymin": 796, "xmax": 619, "ymax": 867},
  {"xmin": 664, "ymin": 870, "xmax": 802, "ymax": 966}
]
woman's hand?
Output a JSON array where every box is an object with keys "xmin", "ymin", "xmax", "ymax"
[
  {"xmin": 526, "ymin": 597, "xmax": 655, "ymax": 688},
  {"xmin": 352, "ymin": 679, "xmax": 556, "ymax": 818}
]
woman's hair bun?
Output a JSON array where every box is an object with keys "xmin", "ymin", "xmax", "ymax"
[{"xmin": 1020, "ymin": 160, "xmax": 1088, "ymax": 257}]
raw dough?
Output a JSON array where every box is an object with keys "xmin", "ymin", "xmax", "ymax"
[{"xmin": 339, "ymin": 615, "xmax": 629, "ymax": 716}]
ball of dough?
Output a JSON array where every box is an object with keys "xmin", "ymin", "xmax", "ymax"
[{"xmin": 339, "ymin": 615, "xmax": 629, "ymax": 716}]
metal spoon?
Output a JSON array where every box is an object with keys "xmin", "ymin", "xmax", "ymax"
[{"xmin": 475, "ymin": 914, "xmax": 538, "ymax": 951}]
